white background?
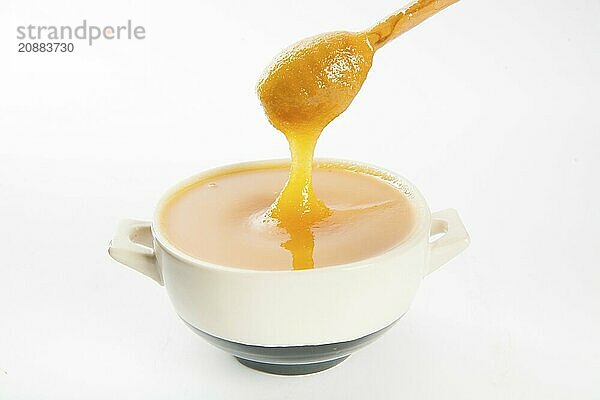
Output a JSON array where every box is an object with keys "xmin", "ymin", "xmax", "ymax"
[{"xmin": 1, "ymin": 0, "xmax": 599, "ymax": 398}]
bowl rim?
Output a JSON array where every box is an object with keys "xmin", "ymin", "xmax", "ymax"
[{"xmin": 151, "ymin": 158, "xmax": 431, "ymax": 274}]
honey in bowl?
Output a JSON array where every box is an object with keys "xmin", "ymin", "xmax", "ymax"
[
  {"xmin": 110, "ymin": 0, "xmax": 466, "ymax": 376},
  {"xmin": 160, "ymin": 162, "xmax": 415, "ymax": 271}
]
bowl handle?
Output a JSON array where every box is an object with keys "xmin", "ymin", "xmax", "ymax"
[
  {"xmin": 425, "ymin": 209, "xmax": 470, "ymax": 277},
  {"xmin": 108, "ymin": 219, "xmax": 164, "ymax": 285}
]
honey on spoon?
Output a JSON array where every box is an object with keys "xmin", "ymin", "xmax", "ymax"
[{"xmin": 257, "ymin": 0, "xmax": 459, "ymax": 269}]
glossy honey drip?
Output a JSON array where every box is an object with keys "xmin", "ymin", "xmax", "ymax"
[{"xmin": 257, "ymin": 0, "xmax": 458, "ymax": 269}]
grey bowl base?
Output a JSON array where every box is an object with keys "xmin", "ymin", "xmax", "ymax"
[
  {"xmin": 181, "ymin": 313, "xmax": 404, "ymax": 375},
  {"xmin": 235, "ymin": 355, "xmax": 349, "ymax": 375}
]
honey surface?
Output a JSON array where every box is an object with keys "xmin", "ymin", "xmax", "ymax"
[{"xmin": 161, "ymin": 164, "xmax": 415, "ymax": 270}]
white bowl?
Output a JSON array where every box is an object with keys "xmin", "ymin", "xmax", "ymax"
[{"xmin": 108, "ymin": 159, "xmax": 470, "ymax": 375}]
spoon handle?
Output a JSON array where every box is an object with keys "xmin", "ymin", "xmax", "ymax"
[{"xmin": 366, "ymin": 0, "xmax": 459, "ymax": 50}]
